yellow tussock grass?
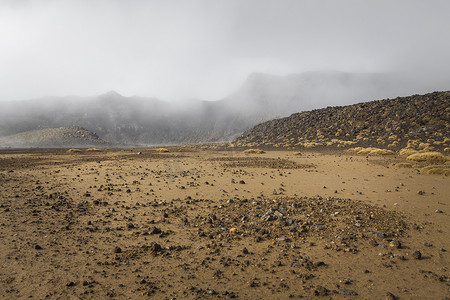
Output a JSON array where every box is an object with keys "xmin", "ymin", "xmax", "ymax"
[
  {"xmin": 392, "ymin": 162, "xmax": 412, "ymax": 168},
  {"xmin": 244, "ymin": 149, "xmax": 265, "ymax": 154},
  {"xmin": 353, "ymin": 147, "xmax": 394, "ymax": 155},
  {"xmin": 86, "ymin": 148, "xmax": 102, "ymax": 152},
  {"xmin": 399, "ymin": 148, "xmax": 418, "ymax": 156},
  {"xmin": 407, "ymin": 152, "xmax": 448, "ymax": 164},
  {"xmin": 420, "ymin": 165, "xmax": 450, "ymax": 175},
  {"xmin": 67, "ymin": 148, "xmax": 82, "ymax": 153},
  {"xmin": 157, "ymin": 148, "xmax": 169, "ymax": 153}
]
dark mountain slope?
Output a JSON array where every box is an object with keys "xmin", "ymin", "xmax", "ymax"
[{"xmin": 235, "ymin": 91, "xmax": 450, "ymax": 151}]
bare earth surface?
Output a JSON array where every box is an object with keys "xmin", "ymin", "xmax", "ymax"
[{"xmin": 0, "ymin": 148, "xmax": 448, "ymax": 299}]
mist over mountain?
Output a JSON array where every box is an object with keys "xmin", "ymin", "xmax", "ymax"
[{"xmin": 0, "ymin": 71, "xmax": 440, "ymax": 147}]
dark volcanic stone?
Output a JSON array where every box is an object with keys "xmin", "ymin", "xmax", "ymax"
[
  {"xmin": 314, "ymin": 286, "xmax": 330, "ymax": 296},
  {"xmin": 150, "ymin": 227, "xmax": 162, "ymax": 234},
  {"xmin": 150, "ymin": 242, "xmax": 162, "ymax": 252},
  {"xmin": 412, "ymin": 250, "xmax": 422, "ymax": 260},
  {"xmin": 338, "ymin": 289, "xmax": 358, "ymax": 296},
  {"xmin": 369, "ymin": 239, "xmax": 378, "ymax": 247}
]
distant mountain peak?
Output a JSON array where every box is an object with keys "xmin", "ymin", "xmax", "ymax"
[{"xmin": 100, "ymin": 90, "xmax": 123, "ymax": 98}]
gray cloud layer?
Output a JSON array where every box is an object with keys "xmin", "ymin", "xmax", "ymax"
[{"xmin": 1, "ymin": 0, "xmax": 449, "ymax": 101}]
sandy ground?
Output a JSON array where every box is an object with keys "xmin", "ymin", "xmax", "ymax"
[{"xmin": 0, "ymin": 148, "xmax": 448, "ymax": 299}]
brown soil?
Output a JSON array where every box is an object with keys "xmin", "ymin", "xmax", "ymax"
[{"xmin": 0, "ymin": 148, "xmax": 448, "ymax": 299}]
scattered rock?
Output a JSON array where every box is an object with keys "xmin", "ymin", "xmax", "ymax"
[
  {"xmin": 314, "ymin": 286, "xmax": 330, "ymax": 296},
  {"xmin": 338, "ymin": 288, "xmax": 358, "ymax": 296},
  {"xmin": 389, "ymin": 240, "xmax": 401, "ymax": 249},
  {"xmin": 150, "ymin": 227, "xmax": 162, "ymax": 235},
  {"xmin": 412, "ymin": 250, "xmax": 422, "ymax": 260},
  {"xmin": 150, "ymin": 242, "xmax": 162, "ymax": 253},
  {"xmin": 385, "ymin": 292, "xmax": 397, "ymax": 300}
]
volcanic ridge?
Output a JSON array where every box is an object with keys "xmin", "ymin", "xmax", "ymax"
[{"xmin": 235, "ymin": 91, "xmax": 450, "ymax": 152}]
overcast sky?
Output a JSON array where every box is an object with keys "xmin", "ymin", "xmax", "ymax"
[{"xmin": 1, "ymin": 0, "xmax": 449, "ymax": 101}]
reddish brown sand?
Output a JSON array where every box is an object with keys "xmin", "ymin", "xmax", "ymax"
[{"xmin": 0, "ymin": 148, "xmax": 448, "ymax": 299}]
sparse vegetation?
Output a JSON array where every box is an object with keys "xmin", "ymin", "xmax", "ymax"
[
  {"xmin": 406, "ymin": 152, "xmax": 448, "ymax": 164},
  {"xmin": 399, "ymin": 148, "xmax": 418, "ymax": 156},
  {"xmin": 244, "ymin": 148, "xmax": 265, "ymax": 154},
  {"xmin": 391, "ymin": 162, "xmax": 413, "ymax": 168},
  {"xmin": 348, "ymin": 147, "xmax": 394, "ymax": 155},
  {"xmin": 156, "ymin": 148, "xmax": 169, "ymax": 153},
  {"xmin": 67, "ymin": 148, "xmax": 82, "ymax": 153},
  {"xmin": 420, "ymin": 165, "xmax": 450, "ymax": 175}
]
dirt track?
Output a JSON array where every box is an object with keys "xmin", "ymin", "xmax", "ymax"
[{"xmin": 0, "ymin": 148, "xmax": 449, "ymax": 299}]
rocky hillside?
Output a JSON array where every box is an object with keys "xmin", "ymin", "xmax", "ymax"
[
  {"xmin": 0, "ymin": 126, "xmax": 109, "ymax": 148},
  {"xmin": 0, "ymin": 71, "xmax": 435, "ymax": 146},
  {"xmin": 235, "ymin": 91, "xmax": 450, "ymax": 151}
]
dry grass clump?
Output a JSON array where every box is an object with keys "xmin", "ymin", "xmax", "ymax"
[
  {"xmin": 387, "ymin": 141, "xmax": 399, "ymax": 148},
  {"xmin": 368, "ymin": 148, "xmax": 395, "ymax": 155},
  {"xmin": 156, "ymin": 148, "xmax": 169, "ymax": 153},
  {"xmin": 399, "ymin": 148, "xmax": 418, "ymax": 156},
  {"xmin": 86, "ymin": 148, "xmax": 102, "ymax": 152},
  {"xmin": 244, "ymin": 149, "xmax": 266, "ymax": 154},
  {"xmin": 67, "ymin": 148, "xmax": 82, "ymax": 153},
  {"xmin": 347, "ymin": 147, "xmax": 363, "ymax": 153},
  {"xmin": 330, "ymin": 139, "xmax": 357, "ymax": 147},
  {"xmin": 293, "ymin": 152, "xmax": 302, "ymax": 156},
  {"xmin": 295, "ymin": 141, "xmax": 322, "ymax": 148},
  {"xmin": 391, "ymin": 162, "xmax": 413, "ymax": 168},
  {"xmin": 445, "ymin": 147, "xmax": 450, "ymax": 152},
  {"xmin": 348, "ymin": 147, "xmax": 394, "ymax": 155},
  {"xmin": 304, "ymin": 142, "xmax": 321, "ymax": 148},
  {"xmin": 406, "ymin": 152, "xmax": 448, "ymax": 164},
  {"xmin": 420, "ymin": 165, "xmax": 450, "ymax": 175}
]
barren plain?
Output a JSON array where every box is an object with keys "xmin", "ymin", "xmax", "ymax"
[{"xmin": 0, "ymin": 147, "xmax": 449, "ymax": 299}]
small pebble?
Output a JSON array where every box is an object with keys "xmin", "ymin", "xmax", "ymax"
[{"xmin": 389, "ymin": 240, "xmax": 401, "ymax": 249}]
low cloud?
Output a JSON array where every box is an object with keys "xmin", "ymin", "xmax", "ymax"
[{"xmin": 0, "ymin": 0, "xmax": 449, "ymax": 102}]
